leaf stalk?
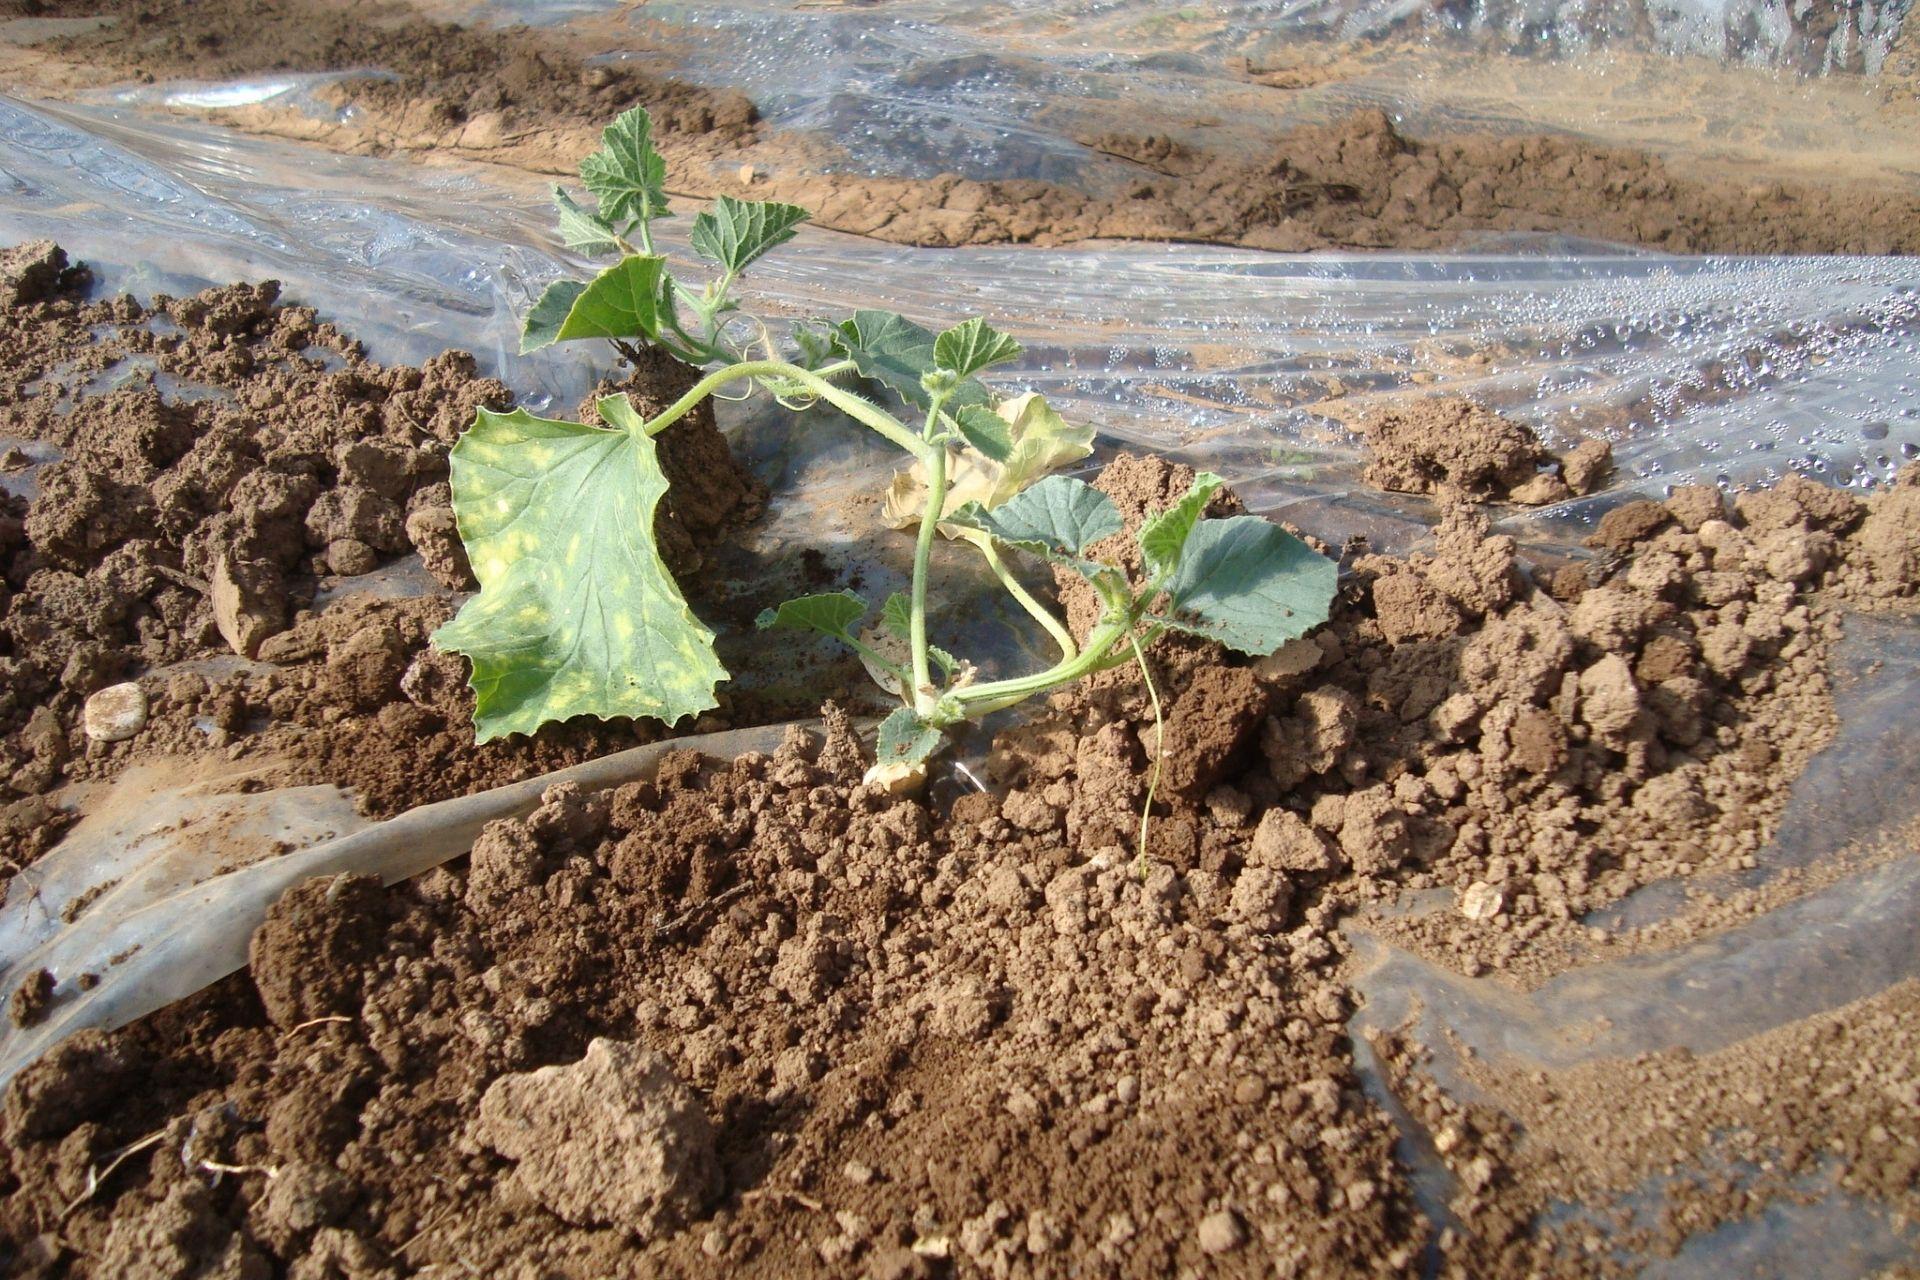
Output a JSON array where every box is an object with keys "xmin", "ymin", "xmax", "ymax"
[
  {"xmin": 908, "ymin": 439, "xmax": 949, "ymax": 714},
  {"xmin": 640, "ymin": 360, "xmax": 931, "ymax": 461}
]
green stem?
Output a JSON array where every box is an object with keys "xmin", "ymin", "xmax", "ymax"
[
  {"xmin": 640, "ymin": 361, "xmax": 931, "ymax": 461},
  {"xmin": 949, "ymin": 615, "xmax": 1133, "ymax": 718},
  {"xmin": 1129, "ymin": 634, "xmax": 1164, "ymax": 879},
  {"xmin": 977, "ymin": 539, "xmax": 1077, "ymax": 662},
  {"xmin": 908, "ymin": 444, "xmax": 948, "ymax": 713}
]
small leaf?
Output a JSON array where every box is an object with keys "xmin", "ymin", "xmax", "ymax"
[
  {"xmin": 520, "ymin": 279, "xmax": 588, "ymax": 354},
  {"xmin": 935, "ymin": 317, "xmax": 1022, "ymax": 379},
  {"xmin": 876, "ymin": 706, "xmax": 944, "ymax": 766},
  {"xmin": 756, "ymin": 590, "xmax": 866, "ymax": 638},
  {"xmin": 553, "ymin": 255, "xmax": 671, "ymax": 344},
  {"xmin": 432, "ymin": 394, "xmax": 726, "ymax": 741},
  {"xmin": 873, "ymin": 594, "xmax": 956, "ymax": 682},
  {"xmin": 830, "ymin": 310, "xmax": 989, "ymax": 410},
  {"xmin": 553, "ymin": 186, "xmax": 621, "ymax": 256},
  {"xmin": 1160, "ymin": 517, "xmax": 1336, "ymax": 656},
  {"xmin": 790, "ymin": 322, "xmax": 836, "ymax": 371},
  {"xmin": 952, "ymin": 405, "xmax": 1013, "ymax": 462},
  {"xmin": 948, "ymin": 474, "xmax": 1121, "ymax": 575},
  {"xmin": 579, "ymin": 106, "xmax": 671, "ymax": 225},
  {"xmin": 831, "ymin": 309, "xmax": 939, "ymax": 406},
  {"xmin": 691, "ymin": 196, "xmax": 809, "ymax": 273},
  {"xmin": 1138, "ymin": 471, "xmax": 1224, "ymax": 581},
  {"xmin": 881, "ymin": 592, "xmax": 912, "ymax": 639}
]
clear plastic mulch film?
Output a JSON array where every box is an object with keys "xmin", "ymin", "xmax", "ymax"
[
  {"xmin": 2, "ymin": 79, "xmax": 1919, "ymax": 1270},
  {"xmin": 452, "ymin": 0, "xmax": 1912, "ymax": 184}
]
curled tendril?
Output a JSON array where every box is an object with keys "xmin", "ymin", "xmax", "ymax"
[{"xmin": 710, "ymin": 313, "xmax": 773, "ymax": 366}]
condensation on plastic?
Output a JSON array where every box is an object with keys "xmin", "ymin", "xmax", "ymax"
[
  {"xmin": 3, "ymin": 90, "xmax": 1920, "ymax": 1270},
  {"xmin": 448, "ymin": 0, "xmax": 1912, "ymax": 185},
  {"xmin": 1344, "ymin": 610, "xmax": 1920, "ymax": 1274}
]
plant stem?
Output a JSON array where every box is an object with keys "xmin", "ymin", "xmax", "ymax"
[
  {"xmin": 949, "ymin": 614, "xmax": 1133, "ymax": 717},
  {"xmin": 977, "ymin": 538, "xmax": 1077, "ymax": 662},
  {"xmin": 639, "ymin": 360, "xmax": 930, "ymax": 460},
  {"xmin": 908, "ymin": 444, "xmax": 948, "ymax": 713}
]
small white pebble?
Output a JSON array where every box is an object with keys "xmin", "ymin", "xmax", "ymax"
[
  {"xmin": 83, "ymin": 683, "xmax": 147, "ymax": 743},
  {"xmin": 1459, "ymin": 881, "xmax": 1504, "ymax": 921}
]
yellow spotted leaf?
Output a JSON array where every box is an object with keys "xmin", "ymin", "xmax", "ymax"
[{"xmin": 432, "ymin": 394, "xmax": 726, "ymax": 742}]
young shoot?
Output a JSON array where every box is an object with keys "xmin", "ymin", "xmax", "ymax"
[{"xmin": 433, "ymin": 106, "xmax": 1338, "ymax": 796}]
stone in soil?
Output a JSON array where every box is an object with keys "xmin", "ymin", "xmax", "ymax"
[
  {"xmin": 81, "ymin": 682, "xmax": 147, "ymax": 743},
  {"xmin": 474, "ymin": 1038, "xmax": 720, "ymax": 1234}
]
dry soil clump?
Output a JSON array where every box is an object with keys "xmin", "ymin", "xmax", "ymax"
[
  {"xmin": 0, "ymin": 244, "xmax": 765, "ymax": 872},
  {"xmin": 2, "ymin": 434, "xmax": 1915, "ymax": 1276},
  {"xmin": 1356, "ymin": 395, "xmax": 1612, "ymax": 505}
]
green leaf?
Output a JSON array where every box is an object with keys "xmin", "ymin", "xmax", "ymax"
[
  {"xmin": 756, "ymin": 590, "xmax": 866, "ymax": 638},
  {"xmin": 830, "ymin": 310, "xmax": 989, "ymax": 410},
  {"xmin": 1160, "ymin": 517, "xmax": 1336, "ymax": 656},
  {"xmin": 881, "ymin": 592, "xmax": 912, "ymax": 639},
  {"xmin": 874, "ymin": 592, "xmax": 955, "ymax": 679},
  {"xmin": 579, "ymin": 106, "xmax": 671, "ymax": 226},
  {"xmin": 553, "ymin": 255, "xmax": 671, "ymax": 344},
  {"xmin": 875, "ymin": 706, "xmax": 944, "ymax": 767},
  {"xmin": 952, "ymin": 405, "xmax": 1013, "ymax": 462},
  {"xmin": 935, "ymin": 317, "xmax": 1022, "ymax": 378},
  {"xmin": 431, "ymin": 394, "xmax": 725, "ymax": 741},
  {"xmin": 553, "ymin": 186, "xmax": 621, "ymax": 256},
  {"xmin": 831, "ymin": 309, "xmax": 940, "ymax": 406},
  {"xmin": 1138, "ymin": 471, "xmax": 1224, "ymax": 581},
  {"xmin": 691, "ymin": 196, "xmax": 809, "ymax": 273},
  {"xmin": 790, "ymin": 323, "xmax": 836, "ymax": 371},
  {"xmin": 520, "ymin": 279, "xmax": 588, "ymax": 354},
  {"xmin": 948, "ymin": 474, "xmax": 1121, "ymax": 575}
]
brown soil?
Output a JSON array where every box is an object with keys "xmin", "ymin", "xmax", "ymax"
[
  {"xmin": 7, "ymin": 3, "xmax": 1920, "ymax": 255},
  {"xmin": 1356, "ymin": 396, "xmax": 1613, "ymax": 506},
  {"xmin": 0, "ymin": 242, "xmax": 768, "ymax": 874},
  {"xmin": 1372, "ymin": 971, "xmax": 1920, "ymax": 1275},
  {"xmin": 2, "ymin": 431, "xmax": 1915, "ymax": 1276}
]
